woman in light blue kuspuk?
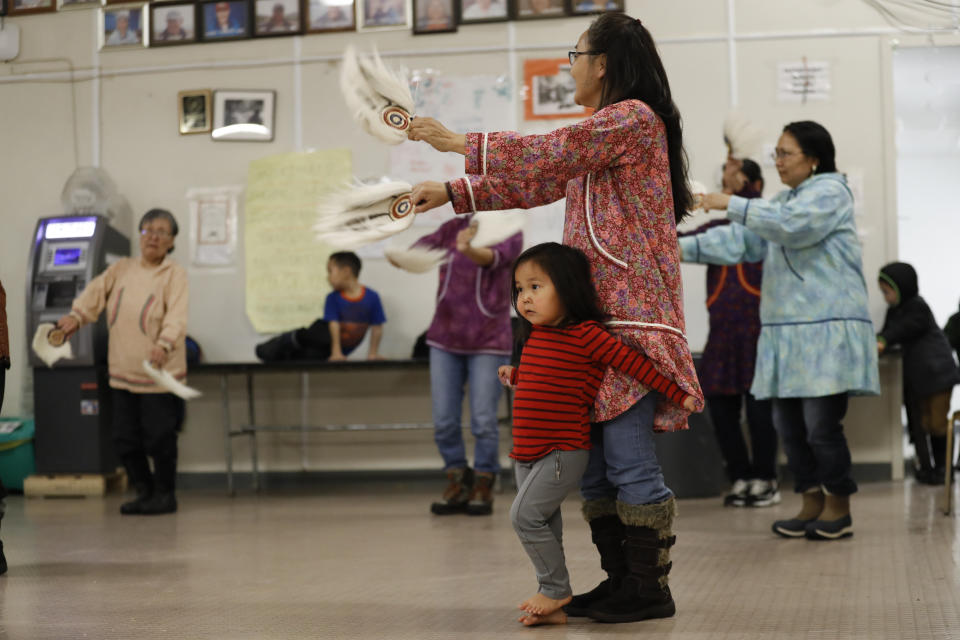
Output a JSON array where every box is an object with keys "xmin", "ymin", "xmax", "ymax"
[{"xmin": 679, "ymin": 120, "xmax": 880, "ymax": 542}]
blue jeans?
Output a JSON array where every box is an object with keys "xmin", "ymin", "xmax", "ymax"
[
  {"xmin": 580, "ymin": 393, "xmax": 674, "ymax": 506},
  {"xmin": 772, "ymin": 393, "xmax": 857, "ymax": 496},
  {"xmin": 430, "ymin": 347, "xmax": 507, "ymax": 474}
]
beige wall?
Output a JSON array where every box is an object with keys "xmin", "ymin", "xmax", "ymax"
[{"xmin": 0, "ymin": 1, "xmax": 917, "ymax": 473}]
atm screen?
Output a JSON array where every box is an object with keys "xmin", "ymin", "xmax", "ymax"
[{"xmin": 53, "ymin": 247, "xmax": 83, "ymax": 266}]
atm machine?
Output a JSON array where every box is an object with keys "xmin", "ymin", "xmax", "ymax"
[{"xmin": 26, "ymin": 215, "xmax": 129, "ymax": 473}]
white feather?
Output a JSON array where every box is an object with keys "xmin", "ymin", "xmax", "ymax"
[
  {"xmin": 723, "ymin": 111, "xmax": 765, "ymax": 161},
  {"xmin": 384, "ymin": 244, "xmax": 448, "ymax": 273},
  {"xmin": 340, "ymin": 46, "xmax": 415, "ymax": 145},
  {"xmin": 142, "ymin": 361, "xmax": 202, "ymax": 400},
  {"xmin": 31, "ymin": 323, "xmax": 73, "ymax": 368},
  {"xmin": 315, "ymin": 181, "xmax": 416, "ymax": 249},
  {"xmin": 470, "ymin": 211, "xmax": 526, "ymax": 248}
]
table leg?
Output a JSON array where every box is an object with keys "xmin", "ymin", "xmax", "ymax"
[
  {"xmin": 301, "ymin": 371, "xmax": 309, "ymax": 471},
  {"xmin": 945, "ymin": 411, "xmax": 957, "ymax": 516},
  {"xmin": 220, "ymin": 374, "xmax": 234, "ymax": 496},
  {"xmin": 248, "ymin": 372, "xmax": 260, "ymax": 492}
]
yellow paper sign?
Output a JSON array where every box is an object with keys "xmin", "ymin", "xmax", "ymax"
[{"xmin": 245, "ymin": 149, "xmax": 352, "ymax": 333}]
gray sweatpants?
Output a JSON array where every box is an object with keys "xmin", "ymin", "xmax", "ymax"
[{"xmin": 510, "ymin": 449, "xmax": 590, "ymax": 600}]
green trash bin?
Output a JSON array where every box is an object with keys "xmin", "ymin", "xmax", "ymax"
[{"xmin": 0, "ymin": 418, "xmax": 36, "ymax": 491}]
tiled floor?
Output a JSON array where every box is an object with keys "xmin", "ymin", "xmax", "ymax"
[{"xmin": 1, "ymin": 479, "xmax": 957, "ymax": 639}]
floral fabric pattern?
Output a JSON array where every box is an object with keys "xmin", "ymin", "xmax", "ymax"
[{"xmin": 447, "ymin": 99, "xmax": 704, "ymax": 431}]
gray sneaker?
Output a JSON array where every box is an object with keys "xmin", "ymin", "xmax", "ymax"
[
  {"xmin": 746, "ymin": 479, "xmax": 781, "ymax": 507},
  {"xmin": 723, "ymin": 479, "xmax": 751, "ymax": 507}
]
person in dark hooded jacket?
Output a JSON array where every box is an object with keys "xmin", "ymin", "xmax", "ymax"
[
  {"xmin": 877, "ymin": 262, "xmax": 960, "ymax": 485},
  {"xmin": 944, "ymin": 301, "xmax": 960, "ymax": 364}
]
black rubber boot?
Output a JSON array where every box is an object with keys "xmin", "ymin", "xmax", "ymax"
[
  {"xmin": 430, "ymin": 467, "xmax": 474, "ymax": 515},
  {"xmin": 586, "ymin": 498, "xmax": 677, "ymax": 624},
  {"xmin": 120, "ymin": 482, "xmax": 153, "ymax": 515},
  {"xmin": 565, "ymin": 512, "xmax": 625, "ymax": 616}
]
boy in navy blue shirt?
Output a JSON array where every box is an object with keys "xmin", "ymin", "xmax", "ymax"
[{"xmin": 324, "ymin": 251, "xmax": 386, "ymax": 360}]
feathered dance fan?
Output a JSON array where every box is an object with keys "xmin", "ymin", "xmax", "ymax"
[
  {"xmin": 676, "ymin": 179, "xmax": 724, "ymax": 233},
  {"xmin": 385, "ymin": 211, "xmax": 527, "ymax": 273},
  {"xmin": 723, "ymin": 111, "xmax": 764, "ymax": 161},
  {"xmin": 315, "ymin": 180, "xmax": 416, "ymax": 249},
  {"xmin": 142, "ymin": 361, "xmax": 202, "ymax": 400},
  {"xmin": 31, "ymin": 323, "xmax": 73, "ymax": 368},
  {"xmin": 340, "ymin": 45, "xmax": 416, "ymax": 145}
]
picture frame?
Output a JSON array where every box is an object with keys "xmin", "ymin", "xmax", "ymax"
[
  {"xmin": 199, "ymin": 0, "xmax": 251, "ymax": 41},
  {"xmin": 7, "ymin": 0, "xmax": 55, "ymax": 16},
  {"xmin": 413, "ymin": 0, "xmax": 455, "ymax": 33},
  {"xmin": 565, "ymin": 0, "xmax": 620, "ymax": 15},
  {"xmin": 253, "ymin": 0, "xmax": 302, "ymax": 35},
  {"xmin": 100, "ymin": 4, "xmax": 148, "ymax": 50},
  {"xmin": 305, "ymin": 0, "xmax": 355, "ymax": 32},
  {"xmin": 178, "ymin": 89, "xmax": 213, "ymax": 135},
  {"xmin": 212, "ymin": 90, "xmax": 275, "ymax": 142},
  {"xmin": 523, "ymin": 58, "xmax": 592, "ymax": 120},
  {"xmin": 57, "ymin": 0, "xmax": 101, "ymax": 11},
  {"xmin": 151, "ymin": 1, "xmax": 198, "ymax": 45},
  {"xmin": 458, "ymin": 0, "xmax": 508, "ymax": 23},
  {"xmin": 512, "ymin": 0, "xmax": 563, "ymax": 20},
  {"xmin": 358, "ymin": 0, "xmax": 409, "ymax": 30}
]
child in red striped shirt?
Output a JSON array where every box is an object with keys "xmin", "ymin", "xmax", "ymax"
[{"xmin": 499, "ymin": 243, "xmax": 694, "ymax": 626}]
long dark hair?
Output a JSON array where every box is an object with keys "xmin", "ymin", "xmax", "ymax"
[
  {"xmin": 511, "ymin": 243, "xmax": 606, "ymax": 343},
  {"xmin": 586, "ymin": 12, "xmax": 692, "ymax": 223},
  {"xmin": 783, "ymin": 121, "xmax": 837, "ymax": 174}
]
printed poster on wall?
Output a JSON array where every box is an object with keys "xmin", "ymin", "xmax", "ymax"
[
  {"xmin": 187, "ymin": 186, "xmax": 241, "ymax": 269},
  {"xmin": 244, "ymin": 149, "xmax": 352, "ymax": 333},
  {"xmin": 523, "ymin": 59, "xmax": 593, "ymax": 121}
]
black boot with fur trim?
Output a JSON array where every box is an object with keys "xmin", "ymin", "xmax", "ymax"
[
  {"xmin": 430, "ymin": 467, "xmax": 474, "ymax": 515},
  {"xmin": 565, "ymin": 498, "xmax": 626, "ymax": 616},
  {"xmin": 585, "ymin": 497, "xmax": 677, "ymax": 623}
]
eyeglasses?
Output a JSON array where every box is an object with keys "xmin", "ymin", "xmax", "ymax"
[
  {"xmin": 568, "ymin": 50, "xmax": 603, "ymax": 66},
  {"xmin": 771, "ymin": 148, "xmax": 801, "ymax": 162},
  {"xmin": 140, "ymin": 228, "xmax": 173, "ymax": 239}
]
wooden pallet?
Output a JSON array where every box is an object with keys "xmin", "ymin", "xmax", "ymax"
[{"xmin": 24, "ymin": 470, "xmax": 127, "ymax": 498}]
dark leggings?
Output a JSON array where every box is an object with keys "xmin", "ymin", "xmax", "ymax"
[{"xmin": 706, "ymin": 393, "xmax": 778, "ymax": 481}]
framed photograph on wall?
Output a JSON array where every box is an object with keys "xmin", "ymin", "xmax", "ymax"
[
  {"xmin": 512, "ymin": 0, "xmax": 563, "ymax": 20},
  {"xmin": 58, "ymin": 0, "xmax": 100, "ymax": 11},
  {"xmin": 212, "ymin": 90, "xmax": 275, "ymax": 142},
  {"xmin": 413, "ymin": 0, "xmax": 455, "ymax": 33},
  {"xmin": 254, "ymin": 0, "xmax": 301, "ymax": 35},
  {"xmin": 178, "ymin": 90, "xmax": 213, "ymax": 135},
  {"xmin": 199, "ymin": 0, "xmax": 251, "ymax": 41},
  {"xmin": 523, "ymin": 58, "xmax": 592, "ymax": 120},
  {"xmin": 358, "ymin": 0, "xmax": 408, "ymax": 30},
  {"xmin": 305, "ymin": 0, "xmax": 355, "ymax": 32},
  {"xmin": 458, "ymin": 0, "xmax": 507, "ymax": 23},
  {"xmin": 151, "ymin": 2, "xmax": 198, "ymax": 44},
  {"xmin": 8, "ymin": 0, "xmax": 55, "ymax": 16},
  {"xmin": 566, "ymin": 0, "xmax": 620, "ymax": 14},
  {"xmin": 100, "ymin": 4, "xmax": 147, "ymax": 49}
]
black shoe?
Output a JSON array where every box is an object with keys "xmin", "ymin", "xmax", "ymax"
[
  {"xmin": 139, "ymin": 493, "xmax": 178, "ymax": 515},
  {"xmin": 804, "ymin": 514, "xmax": 853, "ymax": 540},
  {"xmin": 915, "ymin": 467, "xmax": 945, "ymax": 486},
  {"xmin": 0, "ymin": 540, "xmax": 6, "ymax": 576},
  {"xmin": 564, "ymin": 578, "xmax": 618, "ymax": 616},
  {"xmin": 585, "ymin": 578, "xmax": 676, "ymax": 623}
]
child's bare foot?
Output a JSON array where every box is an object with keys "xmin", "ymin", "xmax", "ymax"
[
  {"xmin": 518, "ymin": 593, "xmax": 572, "ymax": 616},
  {"xmin": 518, "ymin": 609, "xmax": 568, "ymax": 626}
]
